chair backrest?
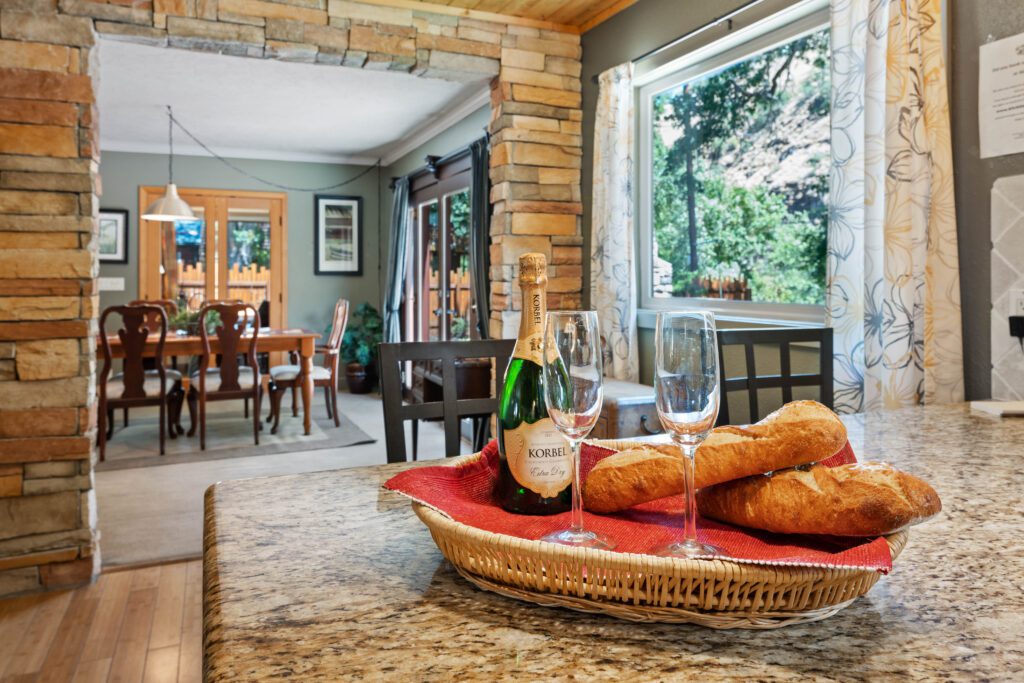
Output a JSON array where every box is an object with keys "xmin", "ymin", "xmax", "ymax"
[
  {"xmin": 715, "ymin": 327, "xmax": 833, "ymax": 425},
  {"xmin": 379, "ymin": 339, "xmax": 515, "ymax": 462},
  {"xmin": 129, "ymin": 299, "xmax": 178, "ymax": 330},
  {"xmin": 99, "ymin": 304, "xmax": 167, "ymax": 400},
  {"xmin": 198, "ymin": 302, "xmax": 260, "ymax": 392},
  {"xmin": 325, "ymin": 299, "xmax": 350, "ymax": 351}
]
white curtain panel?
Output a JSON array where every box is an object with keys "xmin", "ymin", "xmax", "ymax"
[
  {"xmin": 827, "ymin": 0, "xmax": 963, "ymax": 412},
  {"xmin": 591, "ymin": 62, "xmax": 640, "ymax": 382}
]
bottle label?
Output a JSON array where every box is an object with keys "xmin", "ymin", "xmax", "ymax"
[{"xmin": 503, "ymin": 418, "xmax": 572, "ymax": 498}]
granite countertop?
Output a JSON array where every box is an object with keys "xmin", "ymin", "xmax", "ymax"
[{"xmin": 202, "ymin": 404, "xmax": 1024, "ymax": 681}]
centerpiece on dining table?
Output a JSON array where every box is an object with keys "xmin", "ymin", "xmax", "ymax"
[{"xmin": 385, "ymin": 253, "xmax": 942, "ymax": 629}]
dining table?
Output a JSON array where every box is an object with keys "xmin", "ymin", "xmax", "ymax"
[
  {"xmin": 201, "ymin": 403, "xmax": 1024, "ymax": 681},
  {"xmin": 99, "ymin": 328, "xmax": 321, "ymax": 435}
]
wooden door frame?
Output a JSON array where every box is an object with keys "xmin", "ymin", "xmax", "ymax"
[{"xmin": 138, "ymin": 186, "xmax": 289, "ymax": 330}]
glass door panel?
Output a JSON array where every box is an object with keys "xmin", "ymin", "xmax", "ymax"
[
  {"xmin": 225, "ymin": 201, "xmax": 272, "ymax": 320},
  {"xmin": 445, "ymin": 189, "xmax": 472, "ymax": 340},
  {"xmin": 170, "ymin": 208, "xmax": 207, "ymax": 311},
  {"xmin": 419, "ymin": 200, "xmax": 442, "ymax": 341}
]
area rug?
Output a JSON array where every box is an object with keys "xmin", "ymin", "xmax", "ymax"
[{"xmin": 96, "ymin": 400, "xmax": 375, "ymax": 471}]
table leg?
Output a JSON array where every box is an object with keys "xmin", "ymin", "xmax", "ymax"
[{"xmin": 300, "ymin": 346, "xmax": 313, "ymax": 436}]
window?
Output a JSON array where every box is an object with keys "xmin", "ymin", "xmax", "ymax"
[{"xmin": 638, "ymin": 6, "xmax": 830, "ymax": 322}]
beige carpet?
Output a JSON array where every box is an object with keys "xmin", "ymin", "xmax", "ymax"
[
  {"xmin": 97, "ymin": 395, "xmax": 373, "ymax": 471},
  {"xmin": 95, "ymin": 391, "xmax": 453, "ymax": 568}
]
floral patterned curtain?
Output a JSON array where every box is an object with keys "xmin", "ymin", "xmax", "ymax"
[
  {"xmin": 591, "ymin": 63, "xmax": 639, "ymax": 382},
  {"xmin": 828, "ymin": 0, "xmax": 962, "ymax": 412}
]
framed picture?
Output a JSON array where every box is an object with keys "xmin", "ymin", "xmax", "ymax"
[
  {"xmin": 98, "ymin": 209, "xmax": 129, "ymax": 263},
  {"xmin": 315, "ymin": 195, "xmax": 362, "ymax": 275}
]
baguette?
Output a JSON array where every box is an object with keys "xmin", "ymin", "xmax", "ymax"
[
  {"xmin": 696, "ymin": 462, "xmax": 942, "ymax": 536},
  {"xmin": 697, "ymin": 400, "xmax": 847, "ymax": 488},
  {"xmin": 583, "ymin": 401, "xmax": 846, "ymax": 514}
]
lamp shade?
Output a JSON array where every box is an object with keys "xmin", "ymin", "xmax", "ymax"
[{"xmin": 141, "ymin": 183, "xmax": 195, "ymax": 222}]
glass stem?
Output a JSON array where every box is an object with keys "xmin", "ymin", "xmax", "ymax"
[
  {"xmin": 570, "ymin": 439, "xmax": 583, "ymax": 533},
  {"xmin": 680, "ymin": 442, "xmax": 698, "ymax": 545}
]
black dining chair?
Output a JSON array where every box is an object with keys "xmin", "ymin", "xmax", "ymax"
[
  {"xmin": 715, "ymin": 327, "xmax": 833, "ymax": 425},
  {"xmin": 378, "ymin": 339, "xmax": 515, "ymax": 463}
]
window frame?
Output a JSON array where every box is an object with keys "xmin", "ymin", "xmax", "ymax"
[{"xmin": 635, "ymin": 0, "xmax": 830, "ymax": 326}]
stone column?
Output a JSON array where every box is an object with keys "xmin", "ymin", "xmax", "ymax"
[
  {"xmin": 0, "ymin": 6, "xmax": 101, "ymax": 596},
  {"xmin": 489, "ymin": 27, "xmax": 583, "ymax": 338}
]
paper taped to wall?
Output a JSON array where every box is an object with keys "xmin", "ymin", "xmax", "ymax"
[{"xmin": 979, "ymin": 32, "xmax": 1024, "ymax": 159}]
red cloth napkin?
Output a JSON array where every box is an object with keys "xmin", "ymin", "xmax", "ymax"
[{"xmin": 384, "ymin": 440, "xmax": 893, "ymax": 573}]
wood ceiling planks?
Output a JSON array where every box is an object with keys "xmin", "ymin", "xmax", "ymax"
[{"xmin": 359, "ymin": 0, "xmax": 639, "ymax": 33}]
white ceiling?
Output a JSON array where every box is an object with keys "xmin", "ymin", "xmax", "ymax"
[{"xmin": 96, "ymin": 38, "xmax": 490, "ymax": 165}]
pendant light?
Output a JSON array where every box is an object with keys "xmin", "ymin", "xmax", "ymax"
[{"xmin": 142, "ymin": 105, "xmax": 195, "ymax": 222}]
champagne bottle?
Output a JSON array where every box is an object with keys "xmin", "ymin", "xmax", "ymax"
[{"xmin": 496, "ymin": 253, "xmax": 572, "ymax": 515}]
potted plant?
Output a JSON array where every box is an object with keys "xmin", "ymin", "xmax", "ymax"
[
  {"xmin": 341, "ymin": 303, "xmax": 383, "ymax": 394},
  {"xmin": 167, "ymin": 308, "xmax": 220, "ymax": 336}
]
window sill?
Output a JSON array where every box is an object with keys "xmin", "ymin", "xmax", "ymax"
[{"xmin": 636, "ymin": 304, "xmax": 825, "ymax": 330}]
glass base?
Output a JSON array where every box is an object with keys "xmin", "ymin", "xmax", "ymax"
[
  {"xmin": 654, "ymin": 540, "xmax": 723, "ymax": 559},
  {"xmin": 539, "ymin": 528, "xmax": 616, "ymax": 550}
]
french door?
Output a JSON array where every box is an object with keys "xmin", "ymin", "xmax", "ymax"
[
  {"xmin": 138, "ymin": 187, "xmax": 287, "ymax": 329},
  {"xmin": 403, "ymin": 155, "xmax": 477, "ymax": 342}
]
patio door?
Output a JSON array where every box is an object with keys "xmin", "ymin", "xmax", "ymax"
[{"xmin": 138, "ymin": 187, "xmax": 287, "ymax": 329}]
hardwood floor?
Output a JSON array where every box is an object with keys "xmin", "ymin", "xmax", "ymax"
[{"xmin": 0, "ymin": 561, "xmax": 201, "ymax": 683}]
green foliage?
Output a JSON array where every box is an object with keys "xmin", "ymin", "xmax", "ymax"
[
  {"xmin": 341, "ymin": 303, "xmax": 383, "ymax": 367},
  {"xmin": 229, "ymin": 222, "xmax": 270, "ymax": 269},
  {"xmin": 167, "ymin": 308, "xmax": 220, "ymax": 334},
  {"xmin": 652, "ymin": 28, "xmax": 829, "ymax": 305}
]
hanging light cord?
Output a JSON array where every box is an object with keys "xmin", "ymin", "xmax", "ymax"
[
  {"xmin": 165, "ymin": 108, "xmax": 379, "ymax": 193},
  {"xmin": 166, "ymin": 105, "xmax": 175, "ymax": 184}
]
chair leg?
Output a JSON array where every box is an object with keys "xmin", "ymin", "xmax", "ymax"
[
  {"xmin": 173, "ymin": 389, "xmax": 185, "ymax": 435},
  {"xmin": 331, "ymin": 386, "xmax": 340, "ymax": 428},
  {"xmin": 98, "ymin": 401, "xmax": 107, "ymax": 462},
  {"xmin": 186, "ymin": 390, "xmax": 198, "ymax": 437},
  {"xmin": 323, "ymin": 385, "xmax": 333, "ymax": 420},
  {"xmin": 253, "ymin": 387, "xmax": 261, "ymax": 446},
  {"xmin": 244, "ymin": 398, "xmax": 249, "ymax": 418},
  {"xmin": 159, "ymin": 397, "xmax": 166, "ymax": 456},
  {"xmin": 123, "ymin": 407, "xmax": 129, "ymax": 428},
  {"xmin": 106, "ymin": 407, "xmax": 115, "ymax": 441},
  {"xmin": 266, "ymin": 381, "xmax": 277, "ymax": 423},
  {"xmin": 412, "ymin": 419, "xmax": 419, "ymax": 462},
  {"xmin": 270, "ymin": 384, "xmax": 284, "ymax": 435},
  {"xmin": 291, "ymin": 385, "xmax": 298, "ymax": 417},
  {"xmin": 199, "ymin": 392, "xmax": 207, "ymax": 450},
  {"xmin": 167, "ymin": 389, "xmax": 179, "ymax": 440}
]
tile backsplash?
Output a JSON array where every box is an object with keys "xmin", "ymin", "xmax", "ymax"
[{"xmin": 991, "ymin": 175, "xmax": 1024, "ymax": 399}]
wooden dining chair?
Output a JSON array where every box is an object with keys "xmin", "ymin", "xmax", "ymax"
[
  {"xmin": 266, "ymin": 298, "xmax": 349, "ymax": 434},
  {"xmin": 187, "ymin": 302, "xmax": 262, "ymax": 450},
  {"xmin": 121, "ymin": 298, "xmax": 181, "ymax": 429},
  {"xmin": 378, "ymin": 339, "xmax": 515, "ymax": 463},
  {"xmin": 715, "ymin": 327, "xmax": 833, "ymax": 426},
  {"xmin": 98, "ymin": 304, "xmax": 185, "ymax": 461}
]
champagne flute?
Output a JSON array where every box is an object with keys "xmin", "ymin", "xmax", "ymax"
[
  {"xmin": 539, "ymin": 311, "xmax": 614, "ymax": 550},
  {"xmin": 654, "ymin": 311, "xmax": 723, "ymax": 558}
]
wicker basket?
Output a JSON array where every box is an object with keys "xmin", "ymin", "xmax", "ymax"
[{"xmin": 410, "ymin": 441, "xmax": 909, "ymax": 629}]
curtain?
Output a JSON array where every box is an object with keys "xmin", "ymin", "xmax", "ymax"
[
  {"xmin": 469, "ymin": 137, "xmax": 491, "ymax": 340},
  {"xmin": 591, "ymin": 63, "xmax": 639, "ymax": 382},
  {"xmin": 382, "ymin": 176, "xmax": 409, "ymax": 344},
  {"xmin": 827, "ymin": 0, "xmax": 962, "ymax": 412}
]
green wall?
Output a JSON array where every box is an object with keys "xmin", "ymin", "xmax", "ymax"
[{"xmin": 97, "ymin": 151, "xmax": 381, "ymax": 336}]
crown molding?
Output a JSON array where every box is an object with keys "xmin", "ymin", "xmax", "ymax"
[{"xmin": 380, "ymin": 88, "xmax": 490, "ymax": 167}]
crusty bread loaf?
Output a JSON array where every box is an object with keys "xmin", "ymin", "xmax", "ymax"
[
  {"xmin": 582, "ymin": 401, "xmax": 847, "ymax": 514},
  {"xmin": 584, "ymin": 448, "xmax": 684, "ymax": 514},
  {"xmin": 696, "ymin": 461, "xmax": 942, "ymax": 536},
  {"xmin": 696, "ymin": 400, "xmax": 848, "ymax": 488}
]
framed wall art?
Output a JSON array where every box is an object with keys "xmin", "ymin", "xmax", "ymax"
[
  {"xmin": 315, "ymin": 195, "xmax": 362, "ymax": 275},
  {"xmin": 98, "ymin": 209, "xmax": 129, "ymax": 263}
]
